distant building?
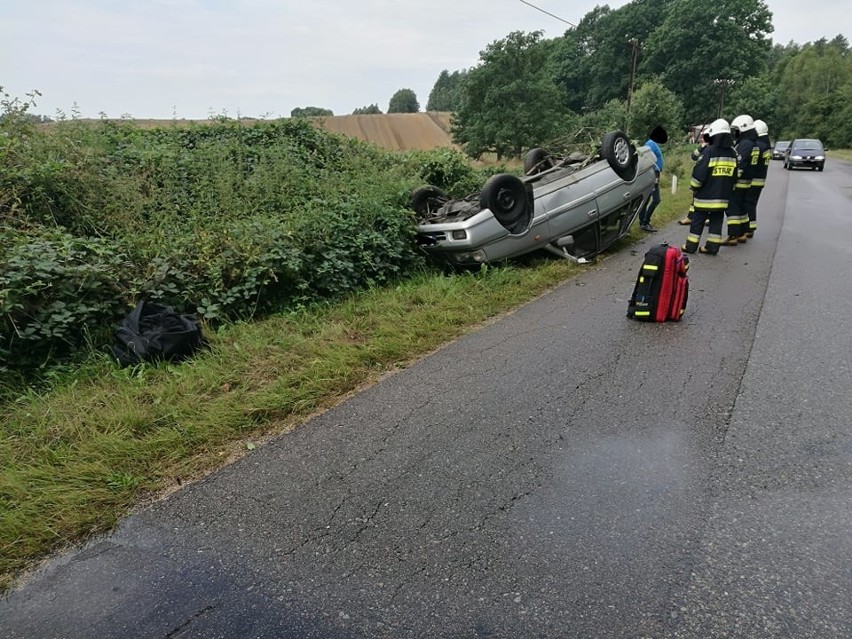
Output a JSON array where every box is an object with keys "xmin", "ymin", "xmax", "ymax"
[{"xmin": 688, "ymin": 123, "xmax": 711, "ymax": 144}]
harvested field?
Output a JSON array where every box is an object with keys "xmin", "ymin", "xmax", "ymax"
[
  {"xmin": 310, "ymin": 112, "xmax": 456, "ymax": 151},
  {"xmin": 63, "ymin": 112, "xmax": 458, "ymax": 152}
]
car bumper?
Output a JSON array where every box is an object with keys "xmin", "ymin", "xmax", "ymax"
[
  {"xmin": 416, "ymin": 211, "xmax": 550, "ymax": 265},
  {"xmin": 787, "ymin": 159, "xmax": 825, "ymax": 169}
]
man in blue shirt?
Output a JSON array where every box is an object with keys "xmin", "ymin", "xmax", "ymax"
[{"xmin": 638, "ymin": 125, "xmax": 667, "ymax": 232}]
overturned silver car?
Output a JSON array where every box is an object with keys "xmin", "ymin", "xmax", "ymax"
[{"xmin": 411, "ymin": 130, "xmax": 657, "ymax": 265}]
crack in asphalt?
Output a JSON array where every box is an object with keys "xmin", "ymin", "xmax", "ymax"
[{"xmin": 163, "ymin": 604, "xmax": 216, "ymax": 638}]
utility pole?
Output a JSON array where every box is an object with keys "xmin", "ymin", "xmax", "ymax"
[
  {"xmin": 714, "ymin": 78, "xmax": 734, "ymax": 118},
  {"xmin": 625, "ymin": 37, "xmax": 641, "ymax": 135}
]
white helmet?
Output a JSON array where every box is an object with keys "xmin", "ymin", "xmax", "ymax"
[
  {"xmin": 754, "ymin": 119, "xmax": 769, "ymax": 136},
  {"xmin": 731, "ymin": 114, "xmax": 755, "ymax": 132},
  {"xmin": 706, "ymin": 118, "xmax": 731, "ymax": 137}
]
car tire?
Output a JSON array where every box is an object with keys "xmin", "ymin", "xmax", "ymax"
[
  {"xmin": 600, "ymin": 130, "xmax": 638, "ymax": 181},
  {"xmin": 479, "ymin": 174, "xmax": 533, "ymax": 235},
  {"xmin": 523, "ymin": 148, "xmax": 554, "ymax": 175},
  {"xmin": 818, "ymin": 164, "xmax": 824, "ymax": 171},
  {"xmin": 410, "ymin": 185, "xmax": 449, "ymax": 216}
]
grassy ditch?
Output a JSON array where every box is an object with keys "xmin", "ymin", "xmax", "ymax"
[
  {"xmin": 827, "ymin": 148, "xmax": 852, "ymax": 162},
  {"xmin": 0, "ymin": 159, "xmax": 694, "ymax": 592}
]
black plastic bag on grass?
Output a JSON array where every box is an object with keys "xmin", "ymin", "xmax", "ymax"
[{"xmin": 111, "ymin": 301, "xmax": 205, "ymax": 367}]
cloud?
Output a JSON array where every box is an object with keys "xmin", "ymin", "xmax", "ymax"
[{"xmin": 1, "ymin": 0, "xmax": 849, "ymax": 120}]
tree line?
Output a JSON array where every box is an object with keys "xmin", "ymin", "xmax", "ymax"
[
  {"xmin": 291, "ymin": 89, "xmax": 421, "ymax": 118},
  {"xmin": 425, "ymin": 0, "xmax": 851, "ymax": 158}
]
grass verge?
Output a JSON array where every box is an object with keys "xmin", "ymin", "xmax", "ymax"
[
  {"xmin": 0, "ymin": 171, "xmax": 693, "ymax": 592},
  {"xmin": 827, "ymin": 148, "xmax": 852, "ymax": 162}
]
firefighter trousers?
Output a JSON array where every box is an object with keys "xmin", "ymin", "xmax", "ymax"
[
  {"xmin": 744, "ymin": 186, "xmax": 763, "ymax": 236},
  {"xmin": 683, "ymin": 207, "xmax": 724, "ymax": 255},
  {"xmin": 726, "ymin": 189, "xmax": 749, "ymax": 239}
]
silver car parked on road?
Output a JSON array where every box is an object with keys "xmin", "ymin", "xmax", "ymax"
[{"xmin": 411, "ymin": 130, "xmax": 657, "ymax": 266}]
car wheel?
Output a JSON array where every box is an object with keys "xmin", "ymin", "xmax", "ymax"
[
  {"xmin": 818, "ymin": 164, "xmax": 825, "ymax": 171},
  {"xmin": 410, "ymin": 185, "xmax": 449, "ymax": 216},
  {"xmin": 479, "ymin": 174, "xmax": 533, "ymax": 235},
  {"xmin": 523, "ymin": 148, "xmax": 554, "ymax": 175},
  {"xmin": 600, "ymin": 130, "xmax": 638, "ymax": 181}
]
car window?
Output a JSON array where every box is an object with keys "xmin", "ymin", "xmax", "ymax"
[{"xmin": 792, "ymin": 139, "xmax": 822, "ymax": 149}]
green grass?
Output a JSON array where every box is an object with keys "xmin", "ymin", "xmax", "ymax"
[
  {"xmin": 827, "ymin": 148, "xmax": 852, "ymax": 162},
  {"xmin": 0, "ymin": 171, "xmax": 693, "ymax": 592}
]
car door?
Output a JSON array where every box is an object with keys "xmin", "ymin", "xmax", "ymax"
[
  {"xmin": 536, "ymin": 166, "xmax": 601, "ymax": 257},
  {"xmin": 594, "ymin": 166, "xmax": 644, "ymax": 249}
]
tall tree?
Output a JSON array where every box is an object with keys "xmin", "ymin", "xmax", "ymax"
[
  {"xmin": 642, "ymin": 0, "xmax": 773, "ymax": 124},
  {"xmin": 426, "ymin": 70, "xmax": 468, "ymax": 112},
  {"xmin": 724, "ymin": 74, "xmax": 779, "ymax": 131},
  {"xmin": 773, "ymin": 38, "xmax": 852, "ymax": 145},
  {"xmin": 551, "ymin": 0, "xmax": 672, "ymax": 114},
  {"xmin": 451, "ymin": 31, "xmax": 570, "ymax": 159},
  {"xmin": 388, "ymin": 89, "xmax": 420, "ymax": 113},
  {"xmin": 628, "ymin": 80, "xmax": 685, "ymax": 142}
]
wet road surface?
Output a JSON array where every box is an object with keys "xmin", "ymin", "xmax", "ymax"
[{"xmin": 3, "ymin": 161, "xmax": 852, "ymax": 638}]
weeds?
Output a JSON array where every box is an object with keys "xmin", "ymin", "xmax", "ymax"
[{"xmin": 0, "ymin": 181, "xmax": 693, "ymax": 591}]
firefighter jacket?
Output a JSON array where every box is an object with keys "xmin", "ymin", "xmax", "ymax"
[
  {"xmin": 752, "ymin": 135, "xmax": 771, "ymax": 188},
  {"xmin": 734, "ymin": 129, "xmax": 759, "ymax": 190},
  {"xmin": 690, "ymin": 143, "xmax": 738, "ymax": 210}
]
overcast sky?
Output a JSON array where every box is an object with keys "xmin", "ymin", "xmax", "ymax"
[{"xmin": 2, "ymin": 0, "xmax": 849, "ymax": 120}]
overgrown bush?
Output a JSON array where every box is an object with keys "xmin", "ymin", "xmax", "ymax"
[
  {"xmin": 402, "ymin": 147, "xmax": 488, "ymax": 197},
  {"xmin": 289, "ymin": 199, "xmax": 421, "ymax": 302},
  {"xmin": 0, "ymin": 227, "xmax": 129, "ymax": 370},
  {"xmin": 125, "ymin": 217, "xmax": 305, "ymax": 321},
  {"xmin": 1, "ymin": 95, "xmax": 441, "ymax": 377}
]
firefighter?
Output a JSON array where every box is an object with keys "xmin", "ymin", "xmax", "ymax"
[
  {"xmin": 682, "ymin": 118, "xmax": 738, "ymax": 255},
  {"xmin": 678, "ymin": 129, "xmax": 711, "ymax": 226},
  {"xmin": 746, "ymin": 119, "xmax": 772, "ymax": 238},
  {"xmin": 724, "ymin": 114, "xmax": 758, "ymax": 245}
]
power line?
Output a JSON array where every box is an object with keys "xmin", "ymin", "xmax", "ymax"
[{"xmin": 517, "ymin": 0, "xmax": 577, "ymax": 28}]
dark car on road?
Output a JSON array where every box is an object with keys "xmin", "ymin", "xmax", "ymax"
[
  {"xmin": 783, "ymin": 138, "xmax": 826, "ymax": 171},
  {"xmin": 772, "ymin": 140, "xmax": 789, "ymax": 160}
]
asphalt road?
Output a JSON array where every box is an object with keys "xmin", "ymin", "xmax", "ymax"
[{"xmin": 3, "ymin": 160, "xmax": 852, "ymax": 639}]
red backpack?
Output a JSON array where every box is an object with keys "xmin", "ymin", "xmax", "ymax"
[{"xmin": 627, "ymin": 243, "xmax": 689, "ymax": 322}]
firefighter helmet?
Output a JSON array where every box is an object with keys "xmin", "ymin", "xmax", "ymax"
[
  {"xmin": 754, "ymin": 119, "xmax": 769, "ymax": 136},
  {"xmin": 731, "ymin": 114, "xmax": 755, "ymax": 132},
  {"xmin": 706, "ymin": 118, "xmax": 731, "ymax": 137}
]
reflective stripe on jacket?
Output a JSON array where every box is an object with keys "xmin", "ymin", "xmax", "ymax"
[
  {"xmin": 734, "ymin": 133, "xmax": 758, "ymax": 189},
  {"xmin": 751, "ymin": 136, "xmax": 771, "ymax": 188},
  {"xmin": 691, "ymin": 145, "xmax": 738, "ymax": 209}
]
